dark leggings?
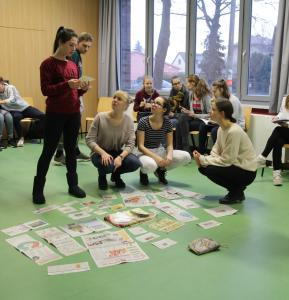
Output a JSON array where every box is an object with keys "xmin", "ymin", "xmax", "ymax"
[
  {"xmin": 36, "ymin": 112, "xmax": 80, "ymax": 178},
  {"xmin": 199, "ymin": 165, "xmax": 256, "ymax": 194},
  {"xmin": 175, "ymin": 114, "xmax": 204, "ymax": 150},
  {"xmin": 10, "ymin": 106, "xmax": 45, "ymax": 138},
  {"xmin": 262, "ymin": 126, "xmax": 289, "ymax": 170}
]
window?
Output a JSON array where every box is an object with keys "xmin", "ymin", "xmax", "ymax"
[
  {"xmin": 153, "ymin": 0, "xmax": 187, "ymax": 92},
  {"xmin": 195, "ymin": 0, "xmax": 240, "ymax": 93},
  {"xmin": 247, "ymin": 0, "xmax": 279, "ymax": 96},
  {"xmin": 120, "ymin": 0, "xmax": 146, "ymax": 91},
  {"xmin": 119, "ymin": 0, "xmax": 281, "ymax": 106}
]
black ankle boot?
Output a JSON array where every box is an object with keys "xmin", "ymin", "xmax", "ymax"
[
  {"xmin": 154, "ymin": 168, "xmax": 168, "ymax": 185},
  {"xmin": 98, "ymin": 175, "xmax": 108, "ymax": 190},
  {"xmin": 113, "ymin": 173, "xmax": 126, "ymax": 188},
  {"xmin": 32, "ymin": 176, "xmax": 46, "ymax": 204},
  {"xmin": 140, "ymin": 171, "xmax": 149, "ymax": 186},
  {"xmin": 66, "ymin": 173, "xmax": 86, "ymax": 198}
]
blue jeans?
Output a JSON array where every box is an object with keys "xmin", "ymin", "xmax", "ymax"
[{"xmin": 91, "ymin": 151, "xmax": 141, "ymax": 176}]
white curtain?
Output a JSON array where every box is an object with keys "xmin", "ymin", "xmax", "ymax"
[
  {"xmin": 269, "ymin": 0, "xmax": 289, "ymax": 113},
  {"xmin": 98, "ymin": 0, "xmax": 120, "ymax": 97}
]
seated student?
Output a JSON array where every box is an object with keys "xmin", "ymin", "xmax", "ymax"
[
  {"xmin": 257, "ymin": 94, "xmax": 289, "ymax": 186},
  {"xmin": 86, "ymin": 90, "xmax": 141, "ymax": 190},
  {"xmin": 168, "ymin": 76, "xmax": 190, "ymax": 128},
  {"xmin": 137, "ymin": 96, "xmax": 191, "ymax": 186},
  {"xmin": 0, "ymin": 77, "xmax": 45, "ymax": 147},
  {"xmin": 0, "ymin": 109, "xmax": 17, "ymax": 150},
  {"xmin": 193, "ymin": 99, "xmax": 257, "ymax": 204},
  {"xmin": 175, "ymin": 74, "xmax": 211, "ymax": 154},
  {"xmin": 133, "ymin": 76, "xmax": 159, "ymax": 121},
  {"xmin": 199, "ymin": 79, "xmax": 245, "ymax": 153}
]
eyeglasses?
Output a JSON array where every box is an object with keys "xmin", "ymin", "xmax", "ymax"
[{"xmin": 153, "ymin": 101, "xmax": 164, "ymax": 107}]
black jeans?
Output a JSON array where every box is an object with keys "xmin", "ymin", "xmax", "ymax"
[
  {"xmin": 175, "ymin": 114, "xmax": 204, "ymax": 151},
  {"xmin": 262, "ymin": 126, "xmax": 289, "ymax": 170},
  {"xmin": 36, "ymin": 112, "xmax": 80, "ymax": 178},
  {"xmin": 199, "ymin": 165, "xmax": 256, "ymax": 195},
  {"xmin": 10, "ymin": 106, "xmax": 45, "ymax": 138},
  {"xmin": 91, "ymin": 150, "xmax": 141, "ymax": 177}
]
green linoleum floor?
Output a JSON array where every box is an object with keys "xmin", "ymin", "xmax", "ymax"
[{"xmin": 0, "ymin": 140, "xmax": 289, "ymax": 300}]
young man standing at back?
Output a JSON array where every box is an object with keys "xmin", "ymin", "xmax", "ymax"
[{"xmin": 54, "ymin": 32, "xmax": 94, "ymax": 164}]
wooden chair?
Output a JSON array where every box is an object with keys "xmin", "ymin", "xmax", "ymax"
[
  {"xmin": 243, "ymin": 105, "xmax": 252, "ymax": 132},
  {"xmin": 85, "ymin": 97, "xmax": 113, "ymax": 133}
]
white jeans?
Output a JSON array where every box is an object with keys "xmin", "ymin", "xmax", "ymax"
[{"xmin": 137, "ymin": 147, "xmax": 191, "ymax": 174}]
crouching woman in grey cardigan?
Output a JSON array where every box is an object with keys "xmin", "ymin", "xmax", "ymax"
[{"xmin": 86, "ymin": 90, "xmax": 141, "ymax": 190}]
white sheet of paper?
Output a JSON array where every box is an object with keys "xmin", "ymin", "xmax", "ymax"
[
  {"xmin": 135, "ymin": 232, "xmax": 160, "ymax": 243},
  {"xmin": 58, "ymin": 206, "xmax": 78, "ymax": 214},
  {"xmin": 127, "ymin": 226, "xmax": 147, "ymax": 236},
  {"xmin": 48, "ymin": 262, "xmax": 90, "ymax": 275},
  {"xmin": 204, "ymin": 205, "xmax": 238, "ymax": 218},
  {"xmin": 172, "ymin": 199, "xmax": 200, "ymax": 209},
  {"xmin": 198, "ymin": 220, "xmax": 222, "ymax": 229},
  {"xmin": 68, "ymin": 211, "xmax": 91, "ymax": 220},
  {"xmin": 24, "ymin": 219, "xmax": 49, "ymax": 230},
  {"xmin": 152, "ymin": 238, "xmax": 177, "ymax": 249},
  {"xmin": 33, "ymin": 205, "xmax": 59, "ymax": 214},
  {"xmin": 1, "ymin": 224, "xmax": 30, "ymax": 236}
]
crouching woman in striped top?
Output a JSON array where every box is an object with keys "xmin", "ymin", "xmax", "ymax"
[{"xmin": 137, "ymin": 96, "xmax": 191, "ymax": 185}]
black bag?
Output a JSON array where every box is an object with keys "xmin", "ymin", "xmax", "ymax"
[{"xmin": 26, "ymin": 119, "xmax": 45, "ymax": 139}]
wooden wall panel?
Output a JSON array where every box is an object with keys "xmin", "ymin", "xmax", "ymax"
[{"xmin": 0, "ymin": 0, "xmax": 98, "ymax": 121}]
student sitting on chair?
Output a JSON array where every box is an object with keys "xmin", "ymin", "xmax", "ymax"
[
  {"xmin": 137, "ymin": 96, "xmax": 191, "ymax": 186},
  {"xmin": 133, "ymin": 76, "xmax": 159, "ymax": 122},
  {"xmin": 86, "ymin": 90, "xmax": 141, "ymax": 190},
  {"xmin": 0, "ymin": 76, "xmax": 45, "ymax": 147},
  {"xmin": 199, "ymin": 79, "xmax": 245, "ymax": 153},
  {"xmin": 257, "ymin": 94, "xmax": 289, "ymax": 186},
  {"xmin": 175, "ymin": 74, "xmax": 211, "ymax": 154},
  {"xmin": 0, "ymin": 108, "xmax": 17, "ymax": 150},
  {"xmin": 193, "ymin": 99, "xmax": 257, "ymax": 204}
]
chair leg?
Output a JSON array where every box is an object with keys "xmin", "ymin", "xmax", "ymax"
[{"xmin": 261, "ymin": 167, "xmax": 264, "ymax": 177}]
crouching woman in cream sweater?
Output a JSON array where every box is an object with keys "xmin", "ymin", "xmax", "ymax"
[
  {"xmin": 86, "ymin": 90, "xmax": 141, "ymax": 190},
  {"xmin": 193, "ymin": 99, "xmax": 257, "ymax": 204}
]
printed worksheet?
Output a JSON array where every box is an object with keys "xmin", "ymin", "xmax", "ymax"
[
  {"xmin": 155, "ymin": 202, "xmax": 198, "ymax": 222},
  {"xmin": 68, "ymin": 211, "xmax": 91, "ymax": 220},
  {"xmin": 152, "ymin": 238, "xmax": 177, "ymax": 249},
  {"xmin": 82, "ymin": 230, "xmax": 149, "ymax": 268},
  {"xmin": 58, "ymin": 206, "xmax": 78, "ymax": 214},
  {"xmin": 1, "ymin": 224, "xmax": 30, "ymax": 237},
  {"xmin": 148, "ymin": 218, "xmax": 183, "ymax": 232},
  {"xmin": 172, "ymin": 199, "xmax": 200, "ymax": 209},
  {"xmin": 135, "ymin": 232, "xmax": 160, "ymax": 243},
  {"xmin": 6, "ymin": 234, "xmax": 62, "ymax": 265},
  {"xmin": 198, "ymin": 220, "xmax": 222, "ymax": 229},
  {"xmin": 24, "ymin": 219, "xmax": 49, "ymax": 230},
  {"xmin": 33, "ymin": 204, "xmax": 59, "ymax": 214},
  {"xmin": 127, "ymin": 226, "xmax": 147, "ymax": 236},
  {"xmin": 204, "ymin": 205, "xmax": 238, "ymax": 218},
  {"xmin": 48, "ymin": 262, "xmax": 90, "ymax": 275}
]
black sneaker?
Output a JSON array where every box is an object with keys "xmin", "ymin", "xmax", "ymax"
[
  {"xmin": 98, "ymin": 175, "xmax": 108, "ymax": 190},
  {"xmin": 154, "ymin": 168, "xmax": 168, "ymax": 185},
  {"xmin": 219, "ymin": 191, "xmax": 245, "ymax": 204},
  {"xmin": 0, "ymin": 140, "xmax": 6, "ymax": 150},
  {"xmin": 140, "ymin": 171, "xmax": 149, "ymax": 186},
  {"xmin": 7, "ymin": 139, "xmax": 17, "ymax": 148},
  {"xmin": 68, "ymin": 186, "xmax": 86, "ymax": 198},
  {"xmin": 54, "ymin": 154, "xmax": 66, "ymax": 166},
  {"xmin": 114, "ymin": 177, "xmax": 126, "ymax": 188}
]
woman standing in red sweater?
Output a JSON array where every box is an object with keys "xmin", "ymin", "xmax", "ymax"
[{"xmin": 33, "ymin": 27, "xmax": 89, "ymax": 204}]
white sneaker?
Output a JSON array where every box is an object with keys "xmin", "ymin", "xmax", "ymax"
[
  {"xmin": 273, "ymin": 170, "xmax": 282, "ymax": 186},
  {"xmin": 256, "ymin": 154, "xmax": 266, "ymax": 168},
  {"xmin": 17, "ymin": 137, "xmax": 24, "ymax": 147}
]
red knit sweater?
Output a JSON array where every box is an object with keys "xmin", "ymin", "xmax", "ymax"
[{"xmin": 40, "ymin": 56, "xmax": 85, "ymax": 113}]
